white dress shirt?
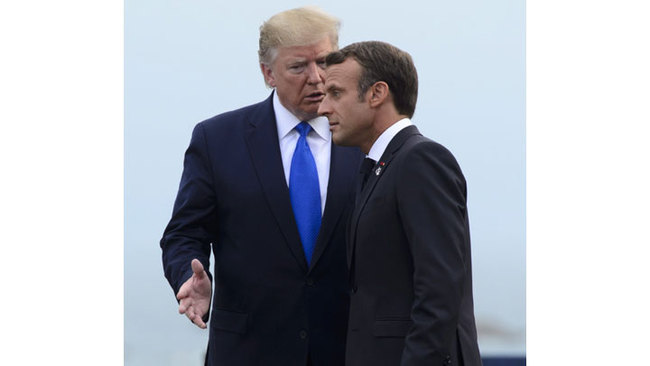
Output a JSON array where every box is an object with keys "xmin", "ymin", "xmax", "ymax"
[
  {"xmin": 274, "ymin": 92, "xmax": 331, "ymax": 214},
  {"xmin": 367, "ymin": 118, "xmax": 413, "ymax": 162}
]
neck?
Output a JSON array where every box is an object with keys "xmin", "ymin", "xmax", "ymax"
[{"xmin": 360, "ymin": 113, "xmax": 408, "ymax": 154}]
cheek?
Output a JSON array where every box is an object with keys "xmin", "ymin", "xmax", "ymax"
[
  {"xmin": 276, "ymin": 78, "xmax": 301, "ymax": 98},
  {"xmin": 349, "ymin": 106, "xmax": 363, "ymax": 122},
  {"xmin": 286, "ymin": 79, "xmax": 304, "ymax": 96}
]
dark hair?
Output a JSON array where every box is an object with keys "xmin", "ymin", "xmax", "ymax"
[{"xmin": 325, "ymin": 41, "xmax": 418, "ymax": 118}]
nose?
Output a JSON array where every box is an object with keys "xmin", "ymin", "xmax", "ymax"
[
  {"xmin": 318, "ymin": 95, "xmax": 331, "ymax": 116},
  {"xmin": 306, "ymin": 62, "xmax": 324, "ymax": 85}
]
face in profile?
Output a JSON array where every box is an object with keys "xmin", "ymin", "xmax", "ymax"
[
  {"xmin": 319, "ymin": 58, "xmax": 374, "ymax": 151},
  {"xmin": 262, "ymin": 37, "xmax": 333, "ymax": 121}
]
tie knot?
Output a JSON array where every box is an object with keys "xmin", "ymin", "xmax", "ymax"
[
  {"xmin": 295, "ymin": 121, "xmax": 312, "ymax": 137},
  {"xmin": 360, "ymin": 157, "xmax": 376, "ymax": 175}
]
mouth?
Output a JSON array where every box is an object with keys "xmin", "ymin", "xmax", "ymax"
[
  {"xmin": 305, "ymin": 91, "xmax": 325, "ymax": 102},
  {"xmin": 328, "ymin": 121, "xmax": 339, "ymax": 130}
]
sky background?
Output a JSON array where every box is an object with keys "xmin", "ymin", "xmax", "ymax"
[
  {"xmin": 125, "ymin": 0, "xmax": 525, "ymax": 364},
  {"xmin": 3, "ymin": 1, "xmax": 649, "ymax": 366}
]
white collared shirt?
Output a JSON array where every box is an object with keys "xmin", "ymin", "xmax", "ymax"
[
  {"xmin": 367, "ymin": 118, "xmax": 413, "ymax": 162},
  {"xmin": 274, "ymin": 92, "xmax": 331, "ymax": 214}
]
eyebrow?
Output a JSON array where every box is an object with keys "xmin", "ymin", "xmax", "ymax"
[
  {"xmin": 287, "ymin": 55, "xmax": 327, "ymax": 64},
  {"xmin": 286, "ymin": 58, "xmax": 307, "ymax": 65}
]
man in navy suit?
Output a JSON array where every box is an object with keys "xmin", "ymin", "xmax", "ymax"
[
  {"xmin": 319, "ymin": 41, "xmax": 482, "ymax": 366},
  {"xmin": 160, "ymin": 7, "xmax": 360, "ymax": 366}
]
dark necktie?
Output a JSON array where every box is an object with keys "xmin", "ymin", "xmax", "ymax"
[
  {"xmin": 289, "ymin": 122, "xmax": 322, "ymax": 266},
  {"xmin": 359, "ymin": 157, "xmax": 376, "ymax": 191}
]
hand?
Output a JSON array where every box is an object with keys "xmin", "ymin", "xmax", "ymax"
[{"xmin": 177, "ymin": 259, "xmax": 211, "ymax": 329}]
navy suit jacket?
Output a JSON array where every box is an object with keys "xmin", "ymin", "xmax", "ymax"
[
  {"xmin": 161, "ymin": 94, "xmax": 361, "ymax": 366},
  {"xmin": 346, "ymin": 126, "xmax": 482, "ymax": 366}
]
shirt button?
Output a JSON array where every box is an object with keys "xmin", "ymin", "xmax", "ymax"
[{"xmin": 299, "ymin": 330, "xmax": 308, "ymax": 339}]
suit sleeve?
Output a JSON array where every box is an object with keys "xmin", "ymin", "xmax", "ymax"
[
  {"xmin": 160, "ymin": 122, "xmax": 217, "ymax": 298},
  {"xmin": 396, "ymin": 142, "xmax": 470, "ymax": 366}
]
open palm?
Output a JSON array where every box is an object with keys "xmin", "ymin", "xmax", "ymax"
[{"xmin": 177, "ymin": 259, "xmax": 212, "ymax": 329}]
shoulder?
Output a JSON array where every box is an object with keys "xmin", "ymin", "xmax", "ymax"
[
  {"xmin": 403, "ymin": 135, "xmax": 459, "ymax": 167},
  {"xmin": 196, "ymin": 96, "xmax": 273, "ymax": 133},
  {"xmin": 397, "ymin": 134, "xmax": 466, "ymax": 185}
]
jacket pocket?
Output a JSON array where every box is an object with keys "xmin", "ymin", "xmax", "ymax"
[
  {"xmin": 211, "ymin": 309, "xmax": 248, "ymax": 334},
  {"xmin": 373, "ymin": 319, "xmax": 412, "ymax": 337}
]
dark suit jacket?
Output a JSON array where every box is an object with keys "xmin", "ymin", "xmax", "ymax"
[
  {"xmin": 160, "ymin": 93, "xmax": 361, "ymax": 366},
  {"xmin": 346, "ymin": 125, "xmax": 482, "ymax": 366}
]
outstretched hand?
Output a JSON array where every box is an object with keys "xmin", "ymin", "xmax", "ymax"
[{"xmin": 177, "ymin": 259, "xmax": 211, "ymax": 329}]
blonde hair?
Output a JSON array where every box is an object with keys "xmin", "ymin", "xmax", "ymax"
[{"xmin": 258, "ymin": 6, "xmax": 340, "ymax": 66}]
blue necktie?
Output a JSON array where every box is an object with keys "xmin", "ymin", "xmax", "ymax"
[{"xmin": 289, "ymin": 122, "xmax": 322, "ymax": 265}]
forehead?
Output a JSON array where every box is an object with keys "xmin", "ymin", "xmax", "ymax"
[
  {"xmin": 275, "ymin": 37, "xmax": 333, "ymax": 61},
  {"xmin": 325, "ymin": 59, "xmax": 361, "ymax": 86}
]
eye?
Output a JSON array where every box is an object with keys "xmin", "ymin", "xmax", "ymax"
[
  {"xmin": 316, "ymin": 60, "xmax": 326, "ymax": 69},
  {"xmin": 288, "ymin": 64, "xmax": 305, "ymax": 73},
  {"xmin": 329, "ymin": 89, "xmax": 341, "ymax": 98}
]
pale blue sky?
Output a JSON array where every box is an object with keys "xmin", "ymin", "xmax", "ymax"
[
  {"xmin": 3, "ymin": 1, "xmax": 648, "ymax": 365},
  {"xmin": 125, "ymin": 1, "xmax": 525, "ymax": 363}
]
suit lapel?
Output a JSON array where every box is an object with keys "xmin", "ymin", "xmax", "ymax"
[
  {"xmin": 308, "ymin": 143, "xmax": 356, "ymax": 271},
  {"xmin": 245, "ymin": 94, "xmax": 308, "ymax": 271},
  {"xmin": 348, "ymin": 125, "xmax": 422, "ymax": 271}
]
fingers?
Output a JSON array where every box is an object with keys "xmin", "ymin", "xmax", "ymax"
[
  {"xmin": 177, "ymin": 259, "xmax": 209, "ymax": 329},
  {"xmin": 190, "ymin": 312, "xmax": 207, "ymax": 329},
  {"xmin": 191, "ymin": 259, "xmax": 206, "ymax": 279},
  {"xmin": 176, "ymin": 275, "xmax": 193, "ymax": 300},
  {"xmin": 177, "ymin": 259, "xmax": 204, "ymax": 300},
  {"xmin": 178, "ymin": 299, "xmax": 207, "ymax": 329},
  {"xmin": 178, "ymin": 296, "xmax": 190, "ymax": 314},
  {"xmin": 176, "ymin": 287, "xmax": 188, "ymax": 301}
]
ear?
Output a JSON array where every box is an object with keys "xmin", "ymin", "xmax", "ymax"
[
  {"xmin": 260, "ymin": 63, "xmax": 276, "ymax": 87},
  {"xmin": 368, "ymin": 81, "xmax": 389, "ymax": 108}
]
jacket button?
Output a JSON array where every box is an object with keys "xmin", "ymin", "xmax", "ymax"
[
  {"xmin": 306, "ymin": 278, "xmax": 314, "ymax": 286},
  {"xmin": 299, "ymin": 330, "xmax": 308, "ymax": 339}
]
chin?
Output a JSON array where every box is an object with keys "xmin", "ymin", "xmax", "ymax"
[{"xmin": 300, "ymin": 111, "xmax": 319, "ymax": 121}]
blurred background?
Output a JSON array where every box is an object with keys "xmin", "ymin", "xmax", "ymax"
[{"xmin": 125, "ymin": 0, "xmax": 525, "ymax": 364}]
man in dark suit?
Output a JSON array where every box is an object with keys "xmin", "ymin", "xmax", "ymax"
[
  {"xmin": 160, "ymin": 7, "xmax": 360, "ymax": 366},
  {"xmin": 318, "ymin": 41, "xmax": 482, "ymax": 366}
]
